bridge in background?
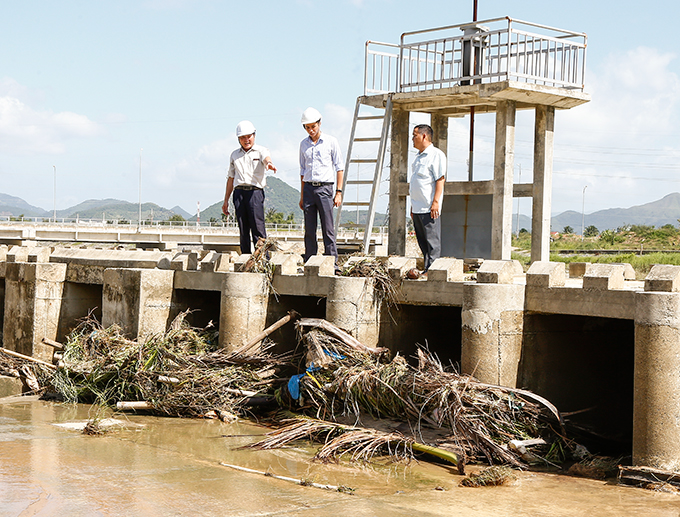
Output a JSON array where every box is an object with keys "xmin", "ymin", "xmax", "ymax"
[{"xmin": 0, "ymin": 219, "xmax": 388, "ymax": 253}]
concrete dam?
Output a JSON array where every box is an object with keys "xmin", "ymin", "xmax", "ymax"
[{"xmin": 0, "ymin": 244, "xmax": 679, "ymax": 472}]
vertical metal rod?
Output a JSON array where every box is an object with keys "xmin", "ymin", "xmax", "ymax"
[
  {"xmin": 581, "ymin": 185, "xmax": 587, "ymax": 241},
  {"xmin": 139, "ymin": 148, "xmax": 143, "ymax": 225},
  {"xmin": 53, "ymin": 165, "xmax": 56, "ymax": 221},
  {"xmin": 515, "ymin": 164, "xmax": 521, "ymax": 236},
  {"xmin": 468, "ymin": 0, "xmax": 478, "ymax": 182}
]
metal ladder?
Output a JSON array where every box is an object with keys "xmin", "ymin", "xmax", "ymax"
[{"xmin": 334, "ymin": 95, "xmax": 393, "ymax": 253}]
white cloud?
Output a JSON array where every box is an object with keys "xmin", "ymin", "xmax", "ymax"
[
  {"xmin": 0, "ymin": 86, "xmax": 104, "ymax": 155},
  {"xmin": 546, "ymin": 47, "xmax": 680, "ymax": 213}
]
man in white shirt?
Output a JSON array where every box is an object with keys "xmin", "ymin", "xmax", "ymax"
[
  {"xmin": 298, "ymin": 107, "xmax": 344, "ymax": 264},
  {"xmin": 409, "ymin": 124, "xmax": 446, "ymax": 275},
  {"xmin": 222, "ymin": 120, "xmax": 276, "ymax": 254}
]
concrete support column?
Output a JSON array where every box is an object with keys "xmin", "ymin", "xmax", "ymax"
[
  {"xmin": 219, "ymin": 272, "xmax": 269, "ymax": 352},
  {"xmin": 388, "ymin": 107, "xmax": 410, "ymax": 256},
  {"xmin": 492, "ymin": 100, "xmax": 516, "ymax": 260},
  {"xmin": 531, "ymin": 105, "xmax": 555, "ymax": 263},
  {"xmin": 461, "ymin": 282, "xmax": 525, "ymax": 386},
  {"xmin": 102, "ymin": 268, "xmax": 174, "ymax": 341},
  {"xmin": 326, "ymin": 276, "xmax": 379, "ymax": 347},
  {"xmin": 4, "ymin": 262, "xmax": 67, "ymax": 361},
  {"xmin": 633, "ymin": 291, "xmax": 680, "ymax": 470},
  {"xmin": 430, "ymin": 113, "xmax": 448, "ymax": 156}
]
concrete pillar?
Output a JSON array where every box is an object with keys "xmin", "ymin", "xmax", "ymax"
[
  {"xmin": 461, "ymin": 280, "xmax": 524, "ymax": 386},
  {"xmin": 102, "ymin": 268, "xmax": 175, "ymax": 341},
  {"xmin": 430, "ymin": 113, "xmax": 448, "ymax": 156},
  {"xmin": 219, "ymin": 272, "xmax": 269, "ymax": 352},
  {"xmin": 531, "ymin": 105, "xmax": 555, "ymax": 263},
  {"xmin": 388, "ymin": 107, "xmax": 410, "ymax": 256},
  {"xmin": 4, "ymin": 262, "xmax": 67, "ymax": 361},
  {"xmin": 633, "ymin": 290, "xmax": 680, "ymax": 470},
  {"xmin": 325, "ymin": 276, "xmax": 379, "ymax": 347},
  {"xmin": 492, "ymin": 100, "xmax": 516, "ymax": 260}
]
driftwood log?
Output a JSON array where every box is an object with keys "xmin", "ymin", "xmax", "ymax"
[
  {"xmin": 619, "ymin": 465, "xmax": 680, "ymax": 488},
  {"xmin": 0, "ymin": 348, "xmax": 57, "ymax": 370},
  {"xmin": 296, "ymin": 318, "xmax": 389, "ymax": 356},
  {"xmin": 41, "ymin": 337, "xmax": 65, "ymax": 351},
  {"xmin": 219, "ymin": 462, "xmax": 348, "ymax": 492},
  {"xmin": 231, "ymin": 310, "xmax": 300, "ymax": 357}
]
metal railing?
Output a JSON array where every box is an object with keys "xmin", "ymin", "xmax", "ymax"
[
  {"xmin": 0, "ymin": 217, "xmax": 388, "ymax": 241},
  {"xmin": 364, "ymin": 17, "xmax": 587, "ymax": 95}
]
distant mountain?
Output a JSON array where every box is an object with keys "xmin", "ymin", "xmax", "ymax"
[
  {"xmin": 170, "ymin": 205, "xmax": 193, "ymax": 219},
  {"xmin": 64, "ymin": 200, "xmax": 178, "ymax": 221},
  {"xmin": 552, "ymin": 193, "xmax": 680, "ymax": 232},
  {"xmin": 191, "ymin": 177, "xmax": 389, "ymax": 225},
  {"xmin": 0, "ymin": 194, "xmax": 48, "ymax": 217},
  {"xmin": 265, "ymin": 177, "xmax": 302, "ymax": 219},
  {"xmin": 2, "ymin": 190, "xmax": 680, "ymax": 231}
]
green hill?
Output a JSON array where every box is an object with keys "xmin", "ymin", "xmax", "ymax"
[
  {"xmin": 192, "ymin": 177, "xmax": 387, "ymax": 225},
  {"xmin": 65, "ymin": 200, "xmax": 178, "ymax": 221}
]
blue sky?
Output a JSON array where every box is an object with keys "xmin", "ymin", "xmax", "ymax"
[{"xmin": 0, "ymin": 0, "xmax": 678, "ymax": 218}]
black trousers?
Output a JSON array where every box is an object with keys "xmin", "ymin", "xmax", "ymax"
[
  {"xmin": 412, "ymin": 212, "xmax": 441, "ymax": 271},
  {"xmin": 233, "ymin": 188, "xmax": 266, "ymax": 255},
  {"xmin": 302, "ymin": 182, "xmax": 337, "ymax": 263}
]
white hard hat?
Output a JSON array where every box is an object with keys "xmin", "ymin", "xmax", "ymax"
[
  {"xmin": 236, "ymin": 120, "xmax": 256, "ymax": 137},
  {"xmin": 301, "ymin": 107, "xmax": 322, "ymax": 125}
]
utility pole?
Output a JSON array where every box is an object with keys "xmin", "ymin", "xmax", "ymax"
[
  {"xmin": 138, "ymin": 148, "xmax": 143, "ymax": 225},
  {"xmin": 515, "ymin": 164, "xmax": 521, "ymax": 236},
  {"xmin": 53, "ymin": 165, "xmax": 57, "ymax": 222}
]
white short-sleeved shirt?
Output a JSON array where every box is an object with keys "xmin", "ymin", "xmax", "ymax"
[
  {"xmin": 299, "ymin": 133, "xmax": 344, "ymax": 183},
  {"xmin": 409, "ymin": 144, "xmax": 446, "ymax": 214},
  {"xmin": 228, "ymin": 144, "xmax": 271, "ymax": 189}
]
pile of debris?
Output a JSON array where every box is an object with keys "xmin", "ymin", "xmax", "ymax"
[
  {"xmin": 248, "ymin": 318, "xmax": 567, "ymax": 471},
  {"xmin": 46, "ymin": 313, "xmax": 286, "ymax": 420}
]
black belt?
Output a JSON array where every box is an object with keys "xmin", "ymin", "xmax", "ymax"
[
  {"xmin": 307, "ymin": 182, "xmax": 333, "ymax": 187},
  {"xmin": 235, "ymin": 185, "xmax": 262, "ymax": 191}
]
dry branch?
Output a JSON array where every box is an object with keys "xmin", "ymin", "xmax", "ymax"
[
  {"xmin": 41, "ymin": 337, "xmax": 65, "ymax": 350},
  {"xmin": 0, "ymin": 348, "xmax": 57, "ymax": 370},
  {"xmin": 219, "ymin": 462, "xmax": 350, "ymax": 492}
]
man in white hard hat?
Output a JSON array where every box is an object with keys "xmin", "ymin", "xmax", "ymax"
[
  {"xmin": 298, "ymin": 107, "xmax": 344, "ymax": 266},
  {"xmin": 408, "ymin": 123, "xmax": 446, "ymax": 278},
  {"xmin": 222, "ymin": 120, "xmax": 277, "ymax": 254}
]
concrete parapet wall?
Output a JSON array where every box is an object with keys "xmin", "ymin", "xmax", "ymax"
[
  {"xmin": 102, "ymin": 268, "xmax": 175, "ymax": 341},
  {"xmin": 645, "ymin": 264, "xmax": 680, "ymax": 293},
  {"xmin": 4, "ymin": 262, "xmax": 67, "ymax": 360},
  {"xmin": 633, "ymin": 291, "xmax": 680, "ymax": 470},
  {"xmin": 583, "ymin": 263, "xmax": 626, "ymax": 290},
  {"xmin": 461, "ymin": 283, "xmax": 525, "ymax": 386},
  {"xmin": 527, "ymin": 261, "xmax": 565, "ymax": 288},
  {"xmin": 220, "ymin": 272, "xmax": 269, "ymax": 352},
  {"xmin": 477, "ymin": 259, "xmax": 523, "ymax": 284},
  {"xmin": 326, "ymin": 276, "xmax": 379, "ymax": 346}
]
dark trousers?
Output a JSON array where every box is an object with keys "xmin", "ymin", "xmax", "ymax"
[
  {"xmin": 233, "ymin": 188, "xmax": 266, "ymax": 255},
  {"xmin": 302, "ymin": 182, "xmax": 337, "ymax": 263},
  {"xmin": 412, "ymin": 212, "xmax": 441, "ymax": 271}
]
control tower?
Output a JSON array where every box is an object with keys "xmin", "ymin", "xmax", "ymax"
[{"xmin": 335, "ymin": 17, "xmax": 589, "ymax": 262}]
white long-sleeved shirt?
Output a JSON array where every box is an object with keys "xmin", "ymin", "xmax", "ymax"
[{"xmin": 299, "ymin": 133, "xmax": 344, "ymax": 183}]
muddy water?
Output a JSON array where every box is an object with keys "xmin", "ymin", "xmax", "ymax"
[{"xmin": 1, "ymin": 397, "xmax": 679, "ymax": 517}]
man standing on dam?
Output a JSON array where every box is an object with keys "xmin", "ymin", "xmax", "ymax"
[
  {"xmin": 298, "ymin": 107, "xmax": 344, "ymax": 267},
  {"xmin": 408, "ymin": 123, "xmax": 446, "ymax": 278},
  {"xmin": 222, "ymin": 120, "xmax": 277, "ymax": 255}
]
